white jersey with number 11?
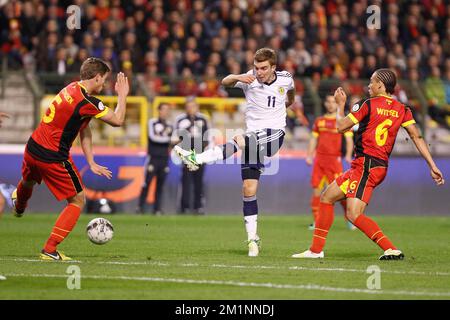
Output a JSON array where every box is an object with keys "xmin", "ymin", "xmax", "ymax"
[{"xmin": 234, "ymin": 70, "xmax": 294, "ymax": 132}]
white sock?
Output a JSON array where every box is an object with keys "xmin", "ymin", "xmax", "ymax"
[
  {"xmin": 244, "ymin": 215, "xmax": 258, "ymax": 241},
  {"xmin": 196, "ymin": 146, "xmax": 224, "ymax": 164}
]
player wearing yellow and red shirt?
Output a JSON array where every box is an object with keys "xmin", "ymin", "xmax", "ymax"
[
  {"xmin": 293, "ymin": 69, "xmax": 445, "ymax": 260},
  {"xmin": 12, "ymin": 58, "xmax": 130, "ymax": 261},
  {"xmin": 306, "ymin": 95, "xmax": 354, "ymax": 230}
]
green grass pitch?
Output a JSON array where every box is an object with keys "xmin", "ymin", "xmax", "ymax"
[{"xmin": 0, "ymin": 213, "xmax": 449, "ymax": 300}]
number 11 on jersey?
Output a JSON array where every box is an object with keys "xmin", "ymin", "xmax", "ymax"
[{"xmin": 267, "ymin": 96, "xmax": 276, "ymax": 108}]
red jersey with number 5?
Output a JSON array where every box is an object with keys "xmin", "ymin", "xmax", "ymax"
[
  {"xmin": 26, "ymin": 82, "xmax": 109, "ymax": 162},
  {"xmin": 347, "ymin": 95, "xmax": 415, "ymax": 162}
]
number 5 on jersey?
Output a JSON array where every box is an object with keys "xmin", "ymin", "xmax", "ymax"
[{"xmin": 43, "ymin": 94, "xmax": 63, "ymax": 123}]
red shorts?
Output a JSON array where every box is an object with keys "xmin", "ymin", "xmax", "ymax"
[
  {"xmin": 335, "ymin": 156, "xmax": 387, "ymax": 204},
  {"xmin": 311, "ymin": 155, "xmax": 343, "ymax": 189},
  {"xmin": 22, "ymin": 150, "xmax": 84, "ymax": 201}
]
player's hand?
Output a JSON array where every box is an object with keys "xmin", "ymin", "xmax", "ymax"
[
  {"xmin": 90, "ymin": 163, "xmax": 113, "ymax": 180},
  {"xmin": 305, "ymin": 156, "xmax": 313, "ymax": 166},
  {"xmin": 334, "ymin": 87, "xmax": 347, "ymax": 106},
  {"xmin": 115, "ymin": 72, "xmax": 129, "ymax": 97},
  {"xmin": 236, "ymin": 74, "xmax": 256, "ymax": 84},
  {"xmin": 0, "ymin": 112, "xmax": 10, "ymax": 128},
  {"xmin": 292, "ymin": 102, "xmax": 310, "ymax": 126},
  {"xmin": 430, "ymin": 166, "xmax": 445, "ymax": 186}
]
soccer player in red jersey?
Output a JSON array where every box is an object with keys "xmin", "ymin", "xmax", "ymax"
[
  {"xmin": 11, "ymin": 58, "xmax": 129, "ymax": 260},
  {"xmin": 306, "ymin": 95, "xmax": 355, "ymax": 231},
  {"xmin": 292, "ymin": 69, "xmax": 445, "ymax": 260}
]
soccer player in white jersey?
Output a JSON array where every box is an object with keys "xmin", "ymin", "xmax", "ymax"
[{"xmin": 175, "ymin": 48, "xmax": 295, "ymax": 256}]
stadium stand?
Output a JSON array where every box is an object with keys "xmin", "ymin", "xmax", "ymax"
[{"xmin": 0, "ymin": 0, "xmax": 449, "ymax": 152}]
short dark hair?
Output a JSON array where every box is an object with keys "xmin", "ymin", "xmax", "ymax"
[
  {"xmin": 80, "ymin": 57, "xmax": 111, "ymax": 80},
  {"xmin": 375, "ymin": 68, "xmax": 397, "ymax": 94},
  {"xmin": 254, "ymin": 48, "xmax": 277, "ymax": 66}
]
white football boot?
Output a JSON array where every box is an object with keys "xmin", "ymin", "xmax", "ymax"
[
  {"xmin": 291, "ymin": 249, "xmax": 324, "ymax": 259},
  {"xmin": 379, "ymin": 249, "xmax": 404, "ymax": 260},
  {"xmin": 247, "ymin": 238, "xmax": 261, "ymax": 257},
  {"xmin": 174, "ymin": 146, "xmax": 200, "ymax": 171}
]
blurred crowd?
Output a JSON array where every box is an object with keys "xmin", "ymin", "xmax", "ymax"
[{"xmin": 0, "ymin": 0, "xmax": 449, "ymax": 128}]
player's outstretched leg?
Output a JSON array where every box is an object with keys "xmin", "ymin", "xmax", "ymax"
[
  {"xmin": 174, "ymin": 146, "xmax": 200, "ymax": 171},
  {"xmin": 174, "ymin": 138, "xmax": 241, "ymax": 171},
  {"xmin": 12, "ymin": 180, "xmax": 35, "ymax": 217},
  {"xmin": 40, "ymin": 192, "xmax": 84, "ymax": 261},
  {"xmin": 346, "ymin": 198, "xmax": 404, "ymax": 260},
  {"xmin": 340, "ymin": 200, "xmax": 356, "ymax": 230}
]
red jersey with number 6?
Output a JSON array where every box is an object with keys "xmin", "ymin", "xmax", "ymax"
[
  {"xmin": 26, "ymin": 82, "xmax": 109, "ymax": 163},
  {"xmin": 347, "ymin": 94, "xmax": 415, "ymax": 162}
]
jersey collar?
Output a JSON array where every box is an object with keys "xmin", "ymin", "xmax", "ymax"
[
  {"xmin": 78, "ymin": 81, "xmax": 87, "ymax": 91},
  {"xmin": 263, "ymin": 72, "xmax": 277, "ymax": 86}
]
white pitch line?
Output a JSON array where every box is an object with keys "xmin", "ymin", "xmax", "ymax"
[
  {"xmin": 4, "ymin": 273, "xmax": 450, "ymax": 298},
  {"xmin": 102, "ymin": 261, "xmax": 169, "ymax": 266},
  {"xmin": 212, "ymin": 264, "xmax": 450, "ymax": 277},
  {"xmin": 0, "ymin": 258, "xmax": 83, "ymax": 263},
  {"xmin": 1, "ymin": 257, "xmax": 449, "ymax": 277}
]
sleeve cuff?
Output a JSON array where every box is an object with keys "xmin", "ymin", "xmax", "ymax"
[
  {"xmin": 344, "ymin": 131, "xmax": 354, "ymax": 137},
  {"xmin": 312, "ymin": 131, "xmax": 319, "ymax": 137},
  {"xmin": 94, "ymin": 107, "xmax": 109, "ymax": 119},
  {"xmin": 348, "ymin": 114, "xmax": 359, "ymax": 124},
  {"xmin": 401, "ymin": 120, "xmax": 416, "ymax": 127}
]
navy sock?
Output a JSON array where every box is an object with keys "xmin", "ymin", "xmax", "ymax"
[{"xmin": 243, "ymin": 195, "xmax": 258, "ymax": 216}]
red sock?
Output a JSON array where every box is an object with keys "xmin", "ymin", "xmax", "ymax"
[
  {"xmin": 310, "ymin": 202, "xmax": 334, "ymax": 253},
  {"xmin": 353, "ymin": 214, "xmax": 396, "ymax": 251},
  {"xmin": 16, "ymin": 180, "xmax": 33, "ymax": 211},
  {"xmin": 44, "ymin": 204, "xmax": 81, "ymax": 253},
  {"xmin": 311, "ymin": 195, "xmax": 320, "ymax": 221}
]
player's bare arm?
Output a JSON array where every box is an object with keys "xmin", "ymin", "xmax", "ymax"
[
  {"xmin": 334, "ymin": 87, "xmax": 354, "ymax": 133},
  {"xmin": 99, "ymin": 72, "xmax": 129, "ymax": 127},
  {"xmin": 221, "ymin": 73, "xmax": 255, "ymax": 87},
  {"xmin": 80, "ymin": 125, "xmax": 112, "ymax": 180},
  {"xmin": 404, "ymin": 124, "xmax": 445, "ymax": 186},
  {"xmin": 285, "ymin": 89, "xmax": 295, "ymax": 108}
]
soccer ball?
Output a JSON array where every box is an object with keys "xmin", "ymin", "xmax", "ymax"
[{"xmin": 86, "ymin": 217, "xmax": 114, "ymax": 245}]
